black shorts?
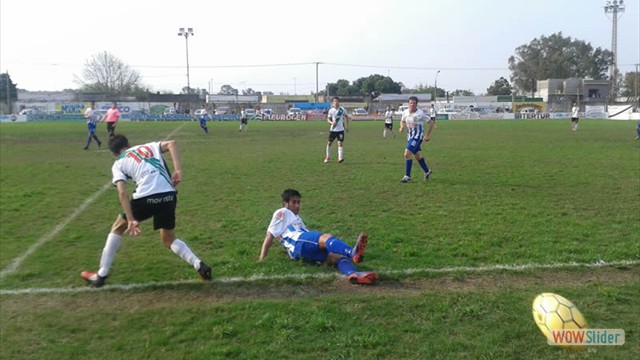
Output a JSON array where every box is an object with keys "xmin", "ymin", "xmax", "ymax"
[
  {"xmin": 430, "ymin": 117, "xmax": 436, "ymax": 122},
  {"xmin": 328, "ymin": 131, "xmax": 344, "ymax": 142},
  {"xmin": 571, "ymin": 117, "xmax": 579, "ymax": 123},
  {"xmin": 384, "ymin": 122, "xmax": 393, "ymax": 129},
  {"xmin": 241, "ymin": 118, "xmax": 248, "ymax": 124},
  {"xmin": 106, "ymin": 122, "xmax": 117, "ymax": 134},
  {"xmin": 125, "ymin": 191, "xmax": 177, "ymax": 230}
]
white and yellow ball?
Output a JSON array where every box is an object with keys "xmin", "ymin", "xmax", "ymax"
[{"xmin": 532, "ymin": 293, "xmax": 588, "ymax": 348}]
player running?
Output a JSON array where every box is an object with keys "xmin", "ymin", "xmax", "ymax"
[
  {"xmin": 198, "ymin": 104, "xmax": 209, "ymax": 134},
  {"xmin": 399, "ymin": 96, "xmax": 435, "ymax": 183},
  {"xmin": 81, "ymin": 134, "xmax": 212, "ymax": 287},
  {"xmin": 83, "ymin": 101, "xmax": 103, "ymax": 150}
]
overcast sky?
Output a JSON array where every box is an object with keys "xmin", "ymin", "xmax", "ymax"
[{"xmin": 1, "ymin": 0, "xmax": 638, "ymax": 96}]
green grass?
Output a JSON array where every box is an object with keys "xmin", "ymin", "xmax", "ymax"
[{"xmin": 1, "ymin": 119, "xmax": 639, "ymax": 359}]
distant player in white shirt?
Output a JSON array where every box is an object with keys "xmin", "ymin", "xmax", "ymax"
[
  {"xmin": 325, "ymin": 97, "xmax": 350, "ymax": 163},
  {"xmin": 399, "ymin": 96, "xmax": 435, "ymax": 183},
  {"xmin": 383, "ymin": 105, "xmax": 395, "ymax": 139},
  {"xmin": 260, "ymin": 189, "xmax": 378, "ymax": 285},
  {"xmin": 81, "ymin": 134, "xmax": 211, "ymax": 287},
  {"xmin": 428, "ymin": 104, "xmax": 437, "ymax": 121},
  {"xmin": 571, "ymin": 103, "xmax": 580, "ymax": 132},
  {"xmin": 83, "ymin": 101, "xmax": 103, "ymax": 150}
]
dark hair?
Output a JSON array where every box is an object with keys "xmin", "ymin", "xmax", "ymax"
[
  {"xmin": 409, "ymin": 96, "xmax": 418, "ymax": 103},
  {"xmin": 281, "ymin": 188, "xmax": 301, "ymax": 202},
  {"xmin": 108, "ymin": 134, "xmax": 130, "ymax": 155},
  {"xmin": 332, "ymin": 97, "xmax": 340, "ymax": 102}
]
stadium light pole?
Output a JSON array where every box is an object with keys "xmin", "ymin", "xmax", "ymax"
[
  {"xmin": 178, "ymin": 27, "xmax": 194, "ymax": 113},
  {"xmin": 434, "ymin": 70, "xmax": 440, "ymax": 103},
  {"xmin": 604, "ymin": 0, "xmax": 625, "ymax": 97}
]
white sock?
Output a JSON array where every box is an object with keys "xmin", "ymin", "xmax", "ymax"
[
  {"xmin": 338, "ymin": 147, "xmax": 343, "ymax": 160},
  {"xmin": 170, "ymin": 239, "xmax": 201, "ymax": 270},
  {"xmin": 326, "ymin": 145, "xmax": 330, "ymax": 158},
  {"xmin": 98, "ymin": 233, "xmax": 122, "ymax": 277}
]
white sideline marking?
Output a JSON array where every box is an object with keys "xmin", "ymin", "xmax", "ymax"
[
  {"xmin": 0, "ymin": 183, "xmax": 112, "ymax": 279},
  {"xmin": 0, "ymin": 124, "xmax": 187, "ymax": 279},
  {"xmin": 1, "ymin": 259, "xmax": 638, "ymax": 296}
]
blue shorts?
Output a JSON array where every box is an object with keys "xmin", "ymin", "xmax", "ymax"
[
  {"xmin": 200, "ymin": 119, "xmax": 207, "ymax": 127},
  {"xmin": 280, "ymin": 230, "xmax": 328, "ymax": 263},
  {"xmin": 406, "ymin": 138, "xmax": 423, "ymax": 154},
  {"xmin": 88, "ymin": 124, "xmax": 96, "ymax": 134}
]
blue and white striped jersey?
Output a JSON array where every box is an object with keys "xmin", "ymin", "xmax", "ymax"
[{"xmin": 402, "ymin": 108, "xmax": 428, "ymax": 140}]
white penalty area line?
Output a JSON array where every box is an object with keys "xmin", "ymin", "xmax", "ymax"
[
  {"xmin": 1, "ymin": 259, "xmax": 638, "ymax": 296},
  {"xmin": 0, "ymin": 124, "xmax": 188, "ymax": 279}
]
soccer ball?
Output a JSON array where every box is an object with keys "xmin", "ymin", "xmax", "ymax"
[{"xmin": 532, "ymin": 293, "xmax": 588, "ymax": 347}]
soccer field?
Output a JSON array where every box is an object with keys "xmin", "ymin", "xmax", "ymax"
[{"xmin": 1, "ymin": 119, "xmax": 639, "ymax": 359}]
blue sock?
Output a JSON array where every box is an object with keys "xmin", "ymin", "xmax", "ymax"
[
  {"xmin": 85, "ymin": 136, "xmax": 92, "ymax": 148},
  {"xmin": 405, "ymin": 159, "xmax": 413, "ymax": 177},
  {"xmin": 324, "ymin": 237, "xmax": 353, "ymax": 258},
  {"xmin": 418, "ymin": 158, "xmax": 430, "ymax": 173},
  {"xmin": 336, "ymin": 257, "xmax": 357, "ymax": 276}
]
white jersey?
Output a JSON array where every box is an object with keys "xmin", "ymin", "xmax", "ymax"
[
  {"xmin": 402, "ymin": 108, "xmax": 428, "ymax": 140},
  {"xmin": 429, "ymin": 107, "xmax": 436, "ymax": 118},
  {"xmin": 267, "ymin": 207, "xmax": 308, "ymax": 241},
  {"xmin": 571, "ymin": 106, "xmax": 579, "ymax": 118},
  {"xmin": 111, "ymin": 141, "xmax": 175, "ymax": 199},
  {"xmin": 84, "ymin": 107, "xmax": 99, "ymax": 125},
  {"xmin": 327, "ymin": 107, "xmax": 347, "ymax": 132},
  {"xmin": 384, "ymin": 110, "xmax": 394, "ymax": 124}
]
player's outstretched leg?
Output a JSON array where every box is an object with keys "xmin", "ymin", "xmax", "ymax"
[{"xmin": 335, "ymin": 257, "xmax": 379, "ymax": 285}]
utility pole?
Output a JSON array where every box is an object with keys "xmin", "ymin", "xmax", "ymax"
[
  {"xmin": 315, "ymin": 62, "xmax": 320, "ymax": 103},
  {"xmin": 633, "ymin": 64, "xmax": 640, "ymax": 112},
  {"xmin": 5, "ymin": 72, "xmax": 10, "ymax": 114},
  {"xmin": 604, "ymin": 0, "xmax": 625, "ymax": 97}
]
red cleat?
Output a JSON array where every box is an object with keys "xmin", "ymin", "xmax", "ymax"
[
  {"xmin": 351, "ymin": 232, "xmax": 368, "ymax": 263},
  {"xmin": 348, "ymin": 271, "xmax": 379, "ymax": 285}
]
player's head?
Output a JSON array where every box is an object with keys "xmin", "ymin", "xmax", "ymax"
[
  {"xmin": 111, "ymin": 101, "xmax": 118, "ymax": 109},
  {"xmin": 386, "ymin": 105, "xmax": 391, "ymax": 110},
  {"xmin": 281, "ymin": 188, "xmax": 301, "ymax": 214},
  {"xmin": 108, "ymin": 134, "xmax": 130, "ymax": 156},
  {"xmin": 89, "ymin": 101, "xmax": 95, "ymax": 107},
  {"xmin": 332, "ymin": 97, "xmax": 340, "ymax": 108},
  {"xmin": 409, "ymin": 96, "xmax": 418, "ymax": 111}
]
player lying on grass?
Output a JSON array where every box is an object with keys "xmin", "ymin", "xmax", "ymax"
[
  {"xmin": 259, "ymin": 188, "xmax": 378, "ymax": 285},
  {"xmin": 81, "ymin": 134, "xmax": 212, "ymax": 287}
]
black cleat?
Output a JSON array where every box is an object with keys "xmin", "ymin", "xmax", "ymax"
[
  {"xmin": 197, "ymin": 262, "xmax": 212, "ymax": 282},
  {"xmin": 81, "ymin": 271, "xmax": 107, "ymax": 288}
]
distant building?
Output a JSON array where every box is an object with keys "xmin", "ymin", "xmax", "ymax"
[{"xmin": 537, "ymin": 78, "xmax": 610, "ymax": 112}]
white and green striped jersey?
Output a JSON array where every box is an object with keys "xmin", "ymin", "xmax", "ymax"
[
  {"xmin": 327, "ymin": 107, "xmax": 347, "ymax": 132},
  {"xmin": 111, "ymin": 142, "xmax": 175, "ymax": 199}
]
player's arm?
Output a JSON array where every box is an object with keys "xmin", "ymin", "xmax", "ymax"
[
  {"xmin": 327, "ymin": 113, "xmax": 334, "ymax": 125},
  {"xmin": 115, "ymin": 180, "xmax": 140, "ymax": 236},
  {"xmin": 259, "ymin": 231, "xmax": 275, "ymax": 261},
  {"xmin": 399, "ymin": 115, "xmax": 406, "ymax": 133},
  {"xmin": 160, "ymin": 140, "xmax": 182, "ymax": 187},
  {"xmin": 424, "ymin": 119, "xmax": 435, "ymax": 141},
  {"xmin": 344, "ymin": 111, "xmax": 350, "ymax": 132}
]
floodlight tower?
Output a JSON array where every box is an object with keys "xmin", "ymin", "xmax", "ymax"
[
  {"xmin": 178, "ymin": 27, "xmax": 194, "ymax": 112},
  {"xmin": 604, "ymin": 0, "xmax": 625, "ymax": 96}
]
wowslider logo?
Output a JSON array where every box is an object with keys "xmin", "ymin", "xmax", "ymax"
[{"xmin": 548, "ymin": 329, "xmax": 625, "ymax": 346}]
